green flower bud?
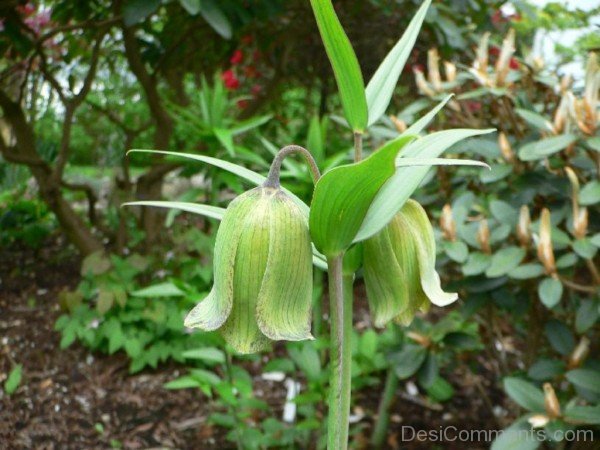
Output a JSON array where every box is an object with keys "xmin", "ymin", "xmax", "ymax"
[
  {"xmin": 363, "ymin": 199, "xmax": 457, "ymax": 327},
  {"xmin": 184, "ymin": 186, "xmax": 313, "ymax": 353}
]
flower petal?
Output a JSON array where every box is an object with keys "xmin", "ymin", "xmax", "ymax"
[
  {"xmin": 256, "ymin": 192, "xmax": 313, "ymax": 341},
  {"xmin": 402, "ymin": 200, "xmax": 458, "ymax": 306},
  {"xmin": 184, "ymin": 190, "xmax": 258, "ymax": 331}
]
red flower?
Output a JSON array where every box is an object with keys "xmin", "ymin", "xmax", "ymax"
[
  {"xmin": 489, "ymin": 46, "xmax": 500, "ymax": 57},
  {"xmin": 491, "ymin": 10, "xmax": 503, "ymax": 26},
  {"xmin": 221, "ymin": 70, "xmax": 240, "ymax": 90},
  {"xmin": 241, "ymin": 34, "xmax": 253, "ymax": 45},
  {"xmin": 465, "ymin": 101, "xmax": 482, "ymax": 113},
  {"xmin": 230, "ymin": 50, "xmax": 243, "ymax": 65},
  {"xmin": 237, "ymin": 99, "xmax": 249, "ymax": 109},
  {"xmin": 509, "ymin": 57, "xmax": 519, "ymax": 70}
]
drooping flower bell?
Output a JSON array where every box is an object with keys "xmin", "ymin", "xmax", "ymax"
[
  {"xmin": 184, "ymin": 185, "xmax": 313, "ymax": 354},
  {"xmin": 363, "ymin": 199, "xmax": 458, "ymax": 327}
]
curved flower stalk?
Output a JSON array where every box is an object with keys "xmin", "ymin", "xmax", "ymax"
[
  {"xmin": 363, "ymin": 199, "xmax": 458, "ymax": 327},
  {"xmin": 184, "ymin": 185, "xmax": 314, "ymax": 354}
]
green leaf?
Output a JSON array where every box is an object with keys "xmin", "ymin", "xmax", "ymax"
[
  {"xmin": 309, "ymin": 0, "xmax": 367, "ymax": 132},
  {"xmin": 462, "ymin": 252, "xmax": 491, "ymax": 276},
  {"xmin": 579, "ymin": 180, "xmax": 600, "ymax": 205},
  {"xmin": 508, "ymin": 263, "xmax": 545, "ymax": 280},
  {"xmin": 586, "ymin": 136, "xmax": 600, "ymax": 152},
  {"xmin": 565, "ymin": 369, "xmax": 600, "ymax": 394},
  {"xmin": 179, "ymin": 0, "xmax": 200, "ymax": 15},
  {"xmin": 576, "ymin": 300, "xmax": 599, "ymax": 333},
  {"xmin": 199, "ymin": 0, "xmax": 232, "ymax": 39},
  {"xmin": 485, "ymin": 246, "xmax": 526, "ymax": 278},
  {"xmin": 564, "ymin": 405, "xmax": 600, "ymax": 424},
  {"xmin": 356, "ymin": 128, "xmax": 495, "ymax": 242},
  {"xmin": 309, "ymin": 135, "xmax": 415, "ymax": 256},
  {"xmin": 544, "ymin": 320, "xmax": 575, "ymax": 356},
  {"xmin": 393, "ymin": 345, "xmax": 427, "ymax": 379},
  {"xmin": 306, "ymin": 115, "xmax": 325, "ymax": 165},
  {"xmin": 503, "ymin": 378, "xmax": 545, "ymax": 412},
  {"xmin": 491, "ymin": 419, "xmax": 540, "ymax": 450},
  {"xmin": 164, "ymin": 376, "xmax": 201, "ymax": 390},
  {"xmin": 573, "ymin": 238, "xmax": 597, "ymax": 259},
  {"xmin": 213, "ymin": 128, "xmax": 234, "ymax": 155},
  {"xmin": 395, "ymin": 158, "xmax": 490, "ymax": 169},
  {"xmin": 123, "ymin": 201, "xmax": 225, "ymax": 221},
  {"xmin": 123, "ymin": 0, "xmax": 160, "ymax": 26},
  {"xmin": 4, "ymin": 364, "xmax": 23, "ymax": 395},
  {"xmin": 518, "ymin": 134, "xmax": 577, "ymax": 161},
  {"xmin": 444, "ymin": 240, "xmax": 469, "ymax": 263},
  {"xmin": 538, "ymin": 277, "xmax": 563, "ymax": 309},
  {"xmin": 515, "ymin": 108, "xmax": 554, "ymax": 132},
  {"xmin": 131, "ymin": 282, "xmax": 185, "ymax": 298},
  {"xmin": 181, "ymin": 347, "xmax": 226, "ymax": 364},
  {"xmin": 425, "ymin": 376, "xmax": 454, "ymax": 402},
  {"xmin": 527, "ymin": 359, "xmax": 565, "ymax": 381},
  {"xmin": 127, "ymin": 149, "xmax": 309, "ymax": 215},
  {"xmin": 365, "ymin": 0, "xmax": 431, "ymax": 126},
  {"xmin": 403, "ymin": 95, "xmax": 453, "ymax": 136}
]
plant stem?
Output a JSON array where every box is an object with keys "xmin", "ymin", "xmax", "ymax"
[
  {"xmin": 264, "ymin": 144, "xmax": 321, "ymax": 188},
  {"xmin": 326, "ymin": 254, "xmax": 353, "ymax": 450},
  {"xmin": 353, "ymin": 132, "xmax": 363, "ymax": 162},
  {"xmin": 370, "ymin": 367, "xmax": 398, "ymax": 449}
]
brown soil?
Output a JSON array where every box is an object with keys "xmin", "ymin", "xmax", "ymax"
[{"xmin": 1, "ymin": 236, "xmax": 510, "ymax": 450}]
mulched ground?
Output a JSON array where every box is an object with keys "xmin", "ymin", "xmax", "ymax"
[{"xmin": 1, "ymin": 236, "xmax": 515, "ymax": 450}]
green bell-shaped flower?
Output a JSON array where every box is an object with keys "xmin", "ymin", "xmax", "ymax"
[
  {"xmin": 184, "ymin": 186, "xmax": 313, "ymax": 353},
  {"xmin": 363, "ymin": 199, "xmax": 457, "ymax": 327}
]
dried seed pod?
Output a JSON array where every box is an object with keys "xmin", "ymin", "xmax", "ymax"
[
  {"xmin": 537, "ymin": 208, "xmax": 556, "ymax": 275},
  {"xmin": 440, "ymin": 204, "xmax": 456, "ymax": 241},
  {"xmin": 495, "ymin": 29, "xmax": 516, "ymax": 86},
  {"xmin": 517, "ymin": 205, "xmax": 531, "ymax": 247},
  {"xmin": 185, "ymin": 186, "xmax": 313, "ymax": 353},
  {"xmin": 390, "ymin": 115, "xmax": 407, "ymax": 133},
  {"xmin": 474, "ymin": 32, "xmax": 490, "ymax": 75},
  {"xmin": 363, "ymin": 200, "xmax": 458, "ymax": 327},
  {"xmin": 568, "ymin": 336, "xmax": 590, "ymax": 369},
  {"xmin": 498, "ymin": 132, "xmax": 515, "ymax": 163},
  {"xmin": 414, "ymin": 68, "xmax": 436, "ymax": 97},
  {"xmin": 477, "ymin": 219, "xmax": 491, "ymax": 254},
  {"xmin": 444, "ymin": 61, "xmax": 457, "ymax": 83},
  {"xmin": 543, "ymin": 383, "xmax": 561, "ymax": 419},
  {"xmin": 427, "ymin": 48, "xmax": 442, "ymax": 92}
]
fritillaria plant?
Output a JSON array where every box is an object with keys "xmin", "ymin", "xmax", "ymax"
[{"xmin": 126, "ymin": 0, "xmax": 491, "ymax": 448}]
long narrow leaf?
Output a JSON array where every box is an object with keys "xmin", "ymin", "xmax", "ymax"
[
  {"xmin": 396, "ymin": 158, "xmax": 490, "ymax": 169},
  {"xmin": 310, "ymin": 0, "xmax": 368, "ymax": 132},
  {"xmin": 123, "ymin": 201, "xmax": 225, "ymax": 220},
  {"xmin": 355, "ymin": 128, "xmax": 496, "ymax": 242},
  {"xmin": 366, "ymin": 0, "xmax": 431, "ymax": 126},
  {"xmin": 127, "ymin": 149, "xmax": 309, "ymax": 215},
  {"xmin": 403, "ymin": 94, "xmax": 453, "ymax": 136}
]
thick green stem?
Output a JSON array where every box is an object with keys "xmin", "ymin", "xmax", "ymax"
[
  {"xmin": 327, "ymin": 255, "xmax": 353, "ymax": 450},
  {"xmin": 370, "ymin": 368, "xmax": 399, "ymax": 448}
]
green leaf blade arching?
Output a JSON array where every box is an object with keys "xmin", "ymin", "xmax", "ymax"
[
  {"xmin": 309, "ymin": 0, "xmax": 368, "ymax": 132},
  {"xmin": 366, "ymin": 0, "xmax": 431, "ymax": 126},
  {"xmin": 309, "ymin": 135, "xmax": 416, "ymax": 257},
  {"xmin": 127, "ymin": 149, "xmax": 309, "ymax": 216},
  {"xmin": 123, "ymin": 201, "xmax": 225, "ymax": 221},
  {"xmin": 355, "ymin": 128, "xmax": 495, "ymax": 242}
]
